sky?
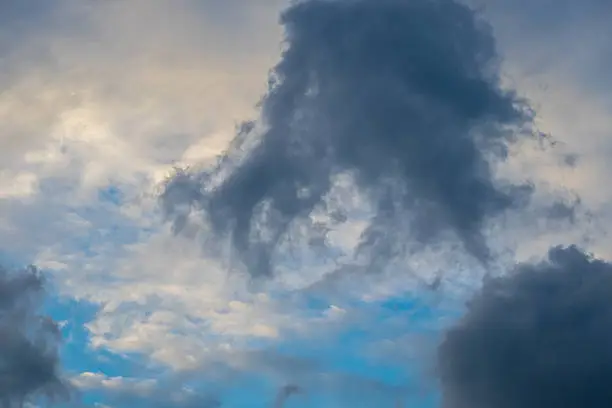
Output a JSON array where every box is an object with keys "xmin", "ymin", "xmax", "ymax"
[{"xmin": 1, "ymin": 0, "xmax": 612, "ymax": 407}]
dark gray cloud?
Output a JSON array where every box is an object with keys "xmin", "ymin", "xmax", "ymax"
[
  {"xmin": 438, "ymin": 245, "xmax": 612, "ymax": 408},
  {"xmin": 0, "ymin": 264, "xmax": 70, "ymax": 406},
  {"xmin": 162, "ymin": 0, "xmax": 535, "ymax": 277}
]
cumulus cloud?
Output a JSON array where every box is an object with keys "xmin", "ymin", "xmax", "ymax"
[
  {"xmin": 438, "ymin": 246, "xmax": 612, "ymax": 408},
  {"xmin": 162, "ymin": 0, "xmax": 538, "ymax": 279},
  {"xmin": 0, "ymin": 264, "xmax": 70, "ymax": 406}
]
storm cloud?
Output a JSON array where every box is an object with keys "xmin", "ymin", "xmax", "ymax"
[
  {"xmin": 0, "ymin": 264, "xmax": 69, "ymax": 406},
  {"xmin": 162, "ymin": 0, "xmax": 535, "ymax": 277},
  {"xmin": 438, "ymin": 246, "xmax": 612, "ymax": 408}
]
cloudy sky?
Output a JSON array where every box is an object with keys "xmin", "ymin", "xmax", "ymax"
[{"xmin": 1, "ymin": 0, "xmax": 611, "ymax": 407}]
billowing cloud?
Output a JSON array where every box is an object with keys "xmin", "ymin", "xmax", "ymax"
[
  {"xmin": 0, "ymin": 264, "xmax": 69, "ymax": 405},
  {"xmin": 438, "ymin": 245, "xmax": 612, "ymax": 408},
  {"xmin": 162, "ymin": 0, "xmax": 536, "ymax": 278}
]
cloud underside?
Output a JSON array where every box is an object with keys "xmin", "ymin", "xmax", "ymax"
[
  {"xmin": 439, "ymin": 246, "xmax": 612, "ymax": 408},
  {"xmin": 162, "ymin": 0, "xmax": 537, "ymax": 279}
]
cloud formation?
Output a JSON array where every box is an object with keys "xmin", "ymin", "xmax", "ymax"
[
  {"xmin": 4, "ymin": 0, "xmax": 610, "ymax": 406},
  {"xmin": 438, "ymin": 246, "xmax": 612, "ymax": 408},
  {"xmin": 72, "ymin": 371, "xmax": 220, "ymax": 408},
  {"xmin": 0, "ymin": 264, "xmax": 69, "ymax": 406},
  {"xmin": 162, "ymin": 0, "xmax": 535, "ymax": 278}
]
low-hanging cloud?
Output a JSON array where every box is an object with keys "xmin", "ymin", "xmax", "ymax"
[
  {"xmin": 438, "ymin": 245, "xmax": 612, "ymax": 408},
  {"xmin": 162, "ymin": 0, "xmax": 536, "ymax": 278},
  {"xmin": 0, "ymin": 264, "xmax": 69, "ymax": 406}
]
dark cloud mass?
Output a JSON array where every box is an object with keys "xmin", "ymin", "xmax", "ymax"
[
  {"xmin": 0, "ymin": 264, "xmax": 69, "ymax": 406},
  {"xmin": 438, "ymin": 246, "xmax": 612, "ymax": 408},
  {"xmin": 162, "ymin": 0, "xmax": 535, "ymax": 277}
]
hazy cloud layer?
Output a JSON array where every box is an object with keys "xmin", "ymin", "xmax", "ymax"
[
  {"xmin": 0, "ymin": 264, "xmax": 69, "ymax": 405},
  {"xmin": 439, "ymin": 246, "xmax": 612, "ymax": 408},
  {"xmin": 162, "ymin": 0, "xmax": 537, "ymax": 278}
]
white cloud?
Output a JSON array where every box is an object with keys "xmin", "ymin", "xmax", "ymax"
[
  {"xmin": 46, "ymin": 216, "xmax": 348, "ymax": 370},
  {"xmin": 0, "ymin": 0, "xmax": 285, "ymax": 264},
  {"xmin": 70, "ymin": 371, "xmax": 220, "ymax": 408},
  {"xmin": 0, "ymin": 0, "xmax": 297, "ymax": 376},
  {"xmin": 72, "ymin": 372, "xmax": 157, "ymax": 394},
  {"xmin": 0, "ymin": 0, "xmax": 283, "ymax": 196}
]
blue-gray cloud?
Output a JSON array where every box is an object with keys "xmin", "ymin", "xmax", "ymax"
[
  {"xmin": 0, "ymin": 264, "xmax": 70, "ymax": 405},
  {"xmin": 161, "ymin": 0, "xmax": 536, "ymax": 278},
  {"xmin": 438, "ymin": 246, "xmax": 612, "ymax": 408}
]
